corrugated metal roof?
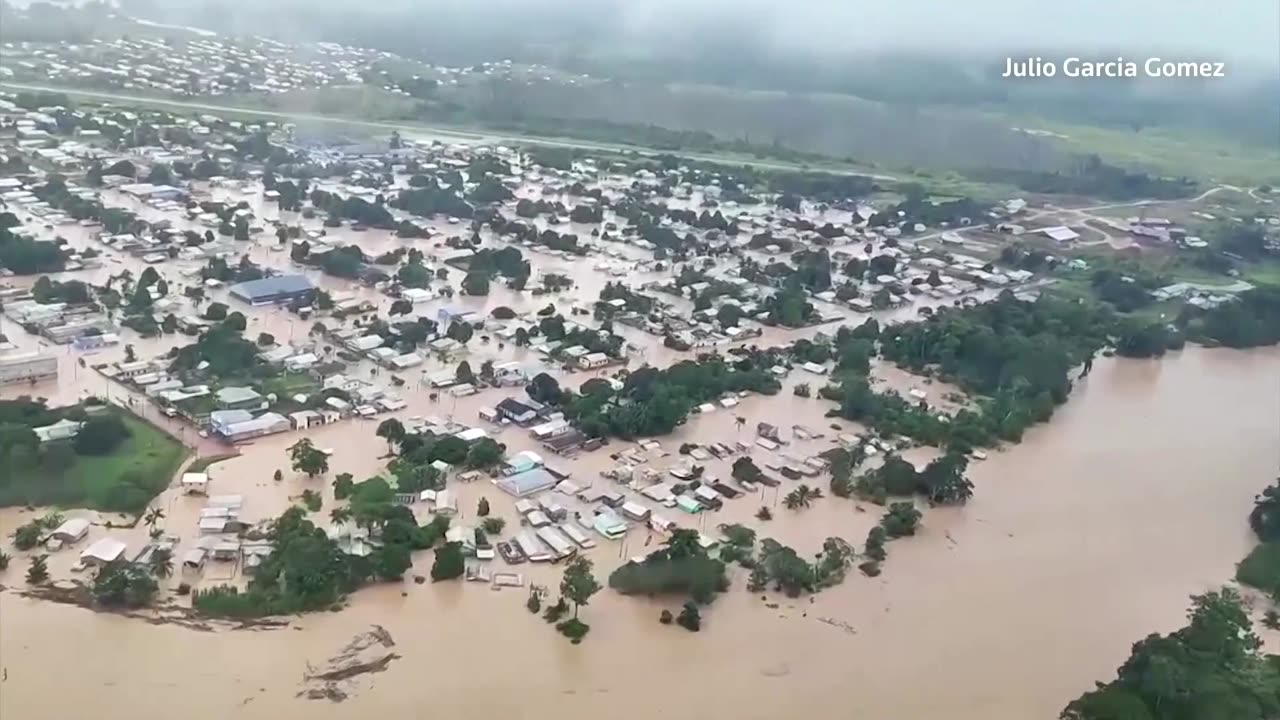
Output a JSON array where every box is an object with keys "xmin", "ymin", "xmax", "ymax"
[{"xmin": 230, "ymin": 274, "xmax": 313, "ymax": 300}]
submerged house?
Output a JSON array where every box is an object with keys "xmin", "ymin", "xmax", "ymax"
[
  {"xmin": 496, "ymin": 468, "xmax": 560, "ymax": 498},
  {"xmin": 209, "ymin": 410, "xmax": 290, "ymax": 442}
]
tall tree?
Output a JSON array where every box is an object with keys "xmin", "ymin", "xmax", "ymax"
[
  {"xmin": 288, "ymin": 438, "xmax": 329, "ymax": 478},
  {"xmin": 376, "ymin": 418, "xmax": 406, "ymax": 451},
  {"xmin": 560, "ymin": 556, "xmax": 601, "ymax": 620}
]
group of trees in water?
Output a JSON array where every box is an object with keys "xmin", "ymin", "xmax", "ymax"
[
  {"xmin": 529, "ymin": 352, "xmax": 782, "ymax": 440},
  {"xmin": 0, "ymin": 211, "xmax": 65, "ymax": 275},
  {"xmin": 1061, "ymin": 587, "xmax": 1280, "ymax": 719},
  {"xmin": 817, "ymin": 293, "xmax": 1110, "ymax": 450},
  {"xmin": 1060, "ymin": 480, "xmax": 1280, "ymax": 717}
]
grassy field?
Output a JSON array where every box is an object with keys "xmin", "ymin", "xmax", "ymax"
[
  {"xmin": 996, "ymin": 114, "xmax": 1280, "ymax": 187},
  {"xmin": 0, "ymin": 409, "xmax": 187, "ymax": 514},
  {"xmin": 1244, "ymin": 260, "xmax": 1280, "ymax": 288},
  {"xmin": 66, "ymin": 411, "xmax": 187, "ymax": 513}
]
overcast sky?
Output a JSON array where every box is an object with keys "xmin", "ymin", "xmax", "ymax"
[
  {"xmin": 96, "ymin": 0, "xmax": 1280, "ymax": 70},
  {"xmin": 608, "ymin": 0, "xmax": 1279, "ymax": 65}
]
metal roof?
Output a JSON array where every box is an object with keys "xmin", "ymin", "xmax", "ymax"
[{"xmin": 230, "ymin": 274, "xmax": 314, "ymax": 300}]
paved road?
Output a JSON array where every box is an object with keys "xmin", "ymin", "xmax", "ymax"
[{"xmin": 0, "ymin": 81, "xmax": 899, "ymax": 180}]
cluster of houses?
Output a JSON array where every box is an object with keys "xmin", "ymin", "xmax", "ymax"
[
  {"xmin": 1, "ymin": 32, "xmax": 373, "ymax": 98},
  {"xmin": 23, "ymin": 504, "xmax": 273, "ymax": 579}
]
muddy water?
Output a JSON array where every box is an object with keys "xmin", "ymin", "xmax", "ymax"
[
  {"xmin": 2, "ymin": 180, "xmax": 1277, "ymax": 718},
  {"xmin": 2, "ymin": 346, "xmax": 1276, "ymax": 720}
]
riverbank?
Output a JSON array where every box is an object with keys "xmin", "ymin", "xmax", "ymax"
[{"xmin": 2, "ymin": 345, "xmax": 1276, "ymax": 720}]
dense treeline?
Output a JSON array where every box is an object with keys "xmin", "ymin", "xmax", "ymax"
[
  {"xmin": 1061, "ymin": 482, "xmax": 1280, "ymax": 717},
  {"xmin": 533, "ymin": 353, "xmax": 781, "ymax": 439},
  {"xmin": 820, "ymin": 294, "xmax": 1110, "ymax": 449},
  {"xmin": 1060, "ymin": 589, "xmax": 1280, "ymax": 719},
  {"xmin": 972, "ymin": 155, "xmax": 1198, "ymax": 201},
  {"xmin": 880, "ymin": 293, "xmax": 1107, "ymax": 401},
  {"xmin": 1236, "ymin": 480, "xmax": 1280, "ymax": 603},
  {"xmin": 1182, "ymin": 287, "xmax": 1280, "ymax": 349}
]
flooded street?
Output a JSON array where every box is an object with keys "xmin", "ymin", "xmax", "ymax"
[{"xmin": 3, "ymin": 345, "xmax": 1276, "ymax": 720}]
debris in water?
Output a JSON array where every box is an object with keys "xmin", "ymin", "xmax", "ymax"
[
  {"xmin": 299, "ymin": 625, "xmax": 401, "ymax": 702},
  {"xmin": 816, "ymin": 617, "xmax": 858, "ymax": 635}
]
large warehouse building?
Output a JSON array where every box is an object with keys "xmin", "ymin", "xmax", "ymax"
[
  {"xmin": 0, "ymin": 352, "xmax": 59, "ymax": 386},
  {"xmin": 229, "ymin": 275, "xmax": 315, "ymax": 306}
]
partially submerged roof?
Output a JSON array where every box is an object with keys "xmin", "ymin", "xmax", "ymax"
[
  {"xmin": 497, "ymin": 468, "xmax": 560, "ymax": 497},
  {"xmin": 80, "ymin": 536, "xmax": 127, "ymax": 563},
  {"xmin": 230, "ymin": 274, "xmax": 314, "ymax": 300}
]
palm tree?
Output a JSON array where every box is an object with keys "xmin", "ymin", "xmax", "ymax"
[
  {"xmin": 149, "ymin": 548, "xmax": 173, "ymax": 579},
  {"xmin": 0, "ymin": 550, "xmax": 10, "ymax": 571},
  {"xmin": 735, "ymin": 416, "xmax": 746, "ymax": 436},
  {"xmin": 783, "ymin": 485, "xmax": 823, "ymax": 510},
  {"xmin": 783, "ymin": 490, "xmax": 806, "ymax": 510},
  {"xmin": 330, "ymin": 507, "xmax": 353, "ymax": 525},
  {"xmin": 143, "ymin": 507, "xmax": 165, "ymax": 532}
]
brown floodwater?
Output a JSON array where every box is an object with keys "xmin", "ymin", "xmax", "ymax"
[
  {"xmin": 2, "ymin": 178, "xmax": 1278, "ymax": 719},
  {"xmin": 2, "ymin": 344, "xmax": 1276, "ymax": 720}
]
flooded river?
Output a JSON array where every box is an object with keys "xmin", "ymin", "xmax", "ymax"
[{"xmin": 2, "ymin": 344, "xmax": 1276, "ymax": 720}]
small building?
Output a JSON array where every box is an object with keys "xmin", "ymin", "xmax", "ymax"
[
  {"xmin": 649, "ymin": 514, "xmax": 677, "ymax": 533},
  {"xmin": 495, "ymin": 397, "xmax": 539, "ymax": 425},
  {"xmin": 182, "ymin": 547, "xmax": 207, "ymax": 572},
  {"xmin": 502, "ymin": 450, "xmax": 544, "ymax": 476},
  {"xmin": 73, "ymin": 332, "xmax": 121, "ymax": 351},
  {"xmin": 347, "ymin": 334, "xmax": 385, "ymax": 352},
  {"xmin": 433, "ymin": 490, "xmax": 458, "ymax": 516},
  {"xmin": 535, "ymin": 526, "xmax": 576, "ymax": 560},
  {"xmin": 496, "ymin": 468, "xmax": 560, "ymax": 497},
  {"xmin": 33, "ymin": 418, "xmax": 83, "ymax": 443},
  {"xmin": 515, "ymin": 531, "xmax": 552, "ymax": 562},
  {"xmin": 675, "ymin": 495, "xmax": 703, "ymax": 514},
  {"xmin": 621, "ymin": 501, "xmax": 651, "ymax": 522},
  {"xmin": 530, "ymin": 419, "xmax": 571, "ymax": 440},
  {"xmin": 215, "ymin": 386, "xmax": 265, "ymax": 411},
  {"xmin": 577, "ymin": 352, "xmax": 611, "ymax": 370},
  {"xmin": 209, "ymin": 410, "xmax": 290, "ymax": 442},
  {"xmin": 181, "ymin": 472, "xmax": 210, "ymax": 495},
  {"xmin": 1039, "ymin": 226, "xmax": 1080, "ymax": 244},
  {"xmin": 51, "ymin": 517, "xmax": 91, "ymax": 544},
  {"xmin": 229, "ymin": 274, "xmax": 315, "ymax": 306},
  {"xmin": 592, "ymin": 510, "xmax": 628, "ymax": 540},
  {"xmin": 559, "ymin": 522, "xmax": 596, "ymax": 549},
  {"xmin": 80, "ymin": 536, "xmax": 127, "ymax": 566}
]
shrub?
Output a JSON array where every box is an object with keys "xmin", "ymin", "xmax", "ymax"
[
  {"xmin": 556, "ymin": 617, "xmax": 590, "ymax": 644},
  {"xmin": 73, "ymin": 413, "xmax": 131, "ymax": 456},
  {"xmin": 676, "ymin": 601, "xmax": 701, "ymax": 632},
  {"xmin": 1237, "ymin": 542, "xmax": 1280, "ymax": 600},
  {"xmin": 430, "ymin": 542, "xmax": 465, "ymax": 581}
]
